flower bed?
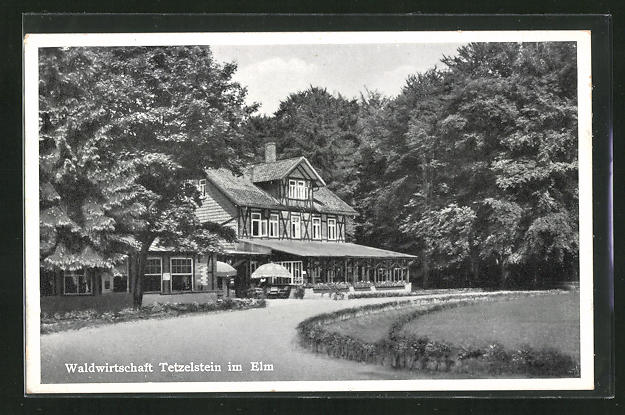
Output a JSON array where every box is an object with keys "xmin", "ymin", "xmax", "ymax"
[
  {"xmin": 349, "ymin": 291, "xmax": 415, "ymax": 299},
  {"xmin": 41, "ymin": 298, "xmax": 266, "ymax": 334},
  {"xmin": 349, "ymin": 288, "xmax": 481, "ymax": 300},
  {"xmin": 374, "ymin": 281, "xmax": 406, "ymax": 289},
  {"xmin": 353, "ymin": 282, "xmax": 373, "ymax": 290},
  {"xmin": 308, "ymin": 282, "xmax": 350, "ymax": 292},
  {"xmin": 297, "ymin": 291, "xmax": 578, "ymax": 377}
]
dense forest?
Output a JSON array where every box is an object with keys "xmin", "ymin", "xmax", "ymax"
[
  {"xmin": 244, "ymin": 42, "xmax": 579, "ymax": 289},
  {"xmin": 40, "ymin": 42, "xmax": 578, "ymax": 299}
]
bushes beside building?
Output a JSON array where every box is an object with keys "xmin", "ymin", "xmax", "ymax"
[{"xmin": 41, "ymin": 298, "xmax": 266, "ymax": 334}]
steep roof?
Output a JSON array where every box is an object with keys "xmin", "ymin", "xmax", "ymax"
[
  {"xmin": 206, "ymin": 168, "xmax": 280, "ymax": 209},
  {"xmin": 245, "ymin": 156, "xmax": 326, "ymax": 186},
  {"xmin": 313, "ymin": 187, "xmax": 357, "ymax": 215},
  {"xmin": 205, "ymin": 167, "xmax": 358, "ymax": 216}
]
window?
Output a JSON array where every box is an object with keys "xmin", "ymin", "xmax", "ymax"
[
  {"xmin": 143, "ymin": 258, "xmax": 162, "ymax": 293},
  {"xmin": 63, "ymin": 270, "xmax": 92, "ymax": 295},
  {"xmin": 312, "ymin": 217, "xmax": 321, "ymax": 240},
  {"xmin": 269, "ymin": 214, "xmax": 279, "ymax": 237},
  {"xmin": 298, "ymin": 180, "xmax": 307, "ymax": 200},
  {"xmin": 288, "ymin": 179, "xmax": 308, "ymax": 200},
  {"xmin": 198, "ymin": 179, "xmax": 206, "ymax": 198},
  {"xmin": 171, "ymin": 258, "xmax": 193, "ymax": 291},
  {"xmin": 251, "ymin": 212, "xmax": 267, "ymax": 237},
  {"xmin": 327, "ymin": 268, "xmax": 335, "ymax": 283},
  {"xmin": 276, "ymin": 261, "xmax": 303, "ymax": 285},
  {"xmin": 327, "ymin": 218, "xmax": 337, "ymax": 240},
  {"xmin": 288, "ymin": 180, "xmax": 297, "ymax": 199},
  {"xmin": 290, "ymin": 215, "xmax": 301, "ymax": 239}
]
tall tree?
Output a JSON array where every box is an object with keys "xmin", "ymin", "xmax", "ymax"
[
  {"xmin": 397, "ymin": 42, "xmax": 578, "ymax": 288},
  {"xmin": 270, "ymin": 86, "xmax": 361, "ymax": 201},
  {"xmin": 39, "ymin": 46, "xmax": 252, "ymax": 306}
]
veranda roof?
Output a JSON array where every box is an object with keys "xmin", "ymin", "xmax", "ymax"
[{"xmin": 240, "ymin": 239, "xmax": 416, "ymax": 259}]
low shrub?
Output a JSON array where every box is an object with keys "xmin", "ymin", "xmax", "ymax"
[
  {"xmin": 41, "ymin": 298, "xmax": 266, "ymax": 334},
  {"xmin": 307, "ymin": 282, "xmax": 350, "ymax": 291},
  {"xmin": 374, "ymin": 281, "xmax": 406, "ymax": 289},
  {"xmin": 349, "ymin": 291, "xmax": 417, "ymax": 299},
  {"xmin": 330, "ymin": 290, "xmax": 346, "ymax": 300},
  {"xmin": 246, "ymin": 287, "xmax": 266, "ymax": 299},
  {"xmin": 353, "ymin": 281, "xmax": 373, "ymax": 290},
  {"xmin": 294, "ymin": 286, "xmax": 305, "ymax": 299}
]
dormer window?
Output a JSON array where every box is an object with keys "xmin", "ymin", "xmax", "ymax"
[
  {"xmin": 198, "ymin": 179, "xmax": 206, "ymax": 198},
  {"xmin": 288, "ymin": 179, "xmax": 308, "ymax": 200}
]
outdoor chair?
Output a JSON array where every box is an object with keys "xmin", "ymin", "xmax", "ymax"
[{"xmin": 268, "ymin": 287, "xmax": 279, "ymax": 298}]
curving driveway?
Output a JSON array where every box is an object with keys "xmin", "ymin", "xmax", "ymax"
[{"xmin": 40, "ymin": 292, "xmax": 502, "ymax": 384}]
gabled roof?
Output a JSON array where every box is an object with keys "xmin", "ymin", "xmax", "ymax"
[
  {"xmin": 206, "ymin": 168, "xmax": 280, "ymax": 209},
  {"xmin": 245, "ymin": 156, "xmax": 326, "ymax": 186},
  {"xmin": 313, "ymin": 187, "xmax": 357, "ymax": 215},
  {"xmin": 205, "ymin": 167, "xmax": 358, "ymax": 216}
]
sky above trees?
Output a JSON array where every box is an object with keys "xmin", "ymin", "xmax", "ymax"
[{"xmin": 211, "ymin": 43, "xmax": 464, "ymax": 115}]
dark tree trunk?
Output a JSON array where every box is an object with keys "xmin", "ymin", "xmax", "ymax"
[
  {"xmin": 422, "ymin": 254, "xmax": 430, "ymax": 289},
  {"xmin": 500, "ymin": 258, "xmax": 509, "ymax": 289},
  {"xmin": 130, "ymin": 236, "xmax": 156, "ymax": 309},
  {"xmin": 470, "ymin": 256, "xmax": 479, "ymax": 288},
  {"xmin": 420, "ymin": 155, "xmax": 432, "ymax": 290}
]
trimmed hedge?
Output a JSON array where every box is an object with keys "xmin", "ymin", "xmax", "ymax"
[
  {"xmin": 41, "ymin": 298, "xmax": 266, "ymax": 334},
  {"xmin": 348, "ymin": 288, "xmax": 481, "ymax": 300},
  {"xmin": 297, "ymin": 292, "xmax": 579, "ymax": 378},
  {"xmin": 374, "ymin": 281, "xmax": 406, "ymax": 288}
]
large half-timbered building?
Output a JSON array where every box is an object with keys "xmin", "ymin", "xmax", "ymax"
[{"xmin": 197, "ymin": 142, "xmax": 416, "ymax": 296}]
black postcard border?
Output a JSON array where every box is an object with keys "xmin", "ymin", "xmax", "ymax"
[{"xmin": 8, "ymin": 12, "xmax": 615, "ymax": 410}]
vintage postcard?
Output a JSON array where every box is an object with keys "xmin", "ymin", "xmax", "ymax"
[{"xmin": 24, "ymin": 30, "xmax": 594, "ymax": 394}]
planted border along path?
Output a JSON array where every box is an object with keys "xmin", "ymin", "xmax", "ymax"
[{"xmin": 40, "ymin": 290, "xmax": 536, "ymax": 384}]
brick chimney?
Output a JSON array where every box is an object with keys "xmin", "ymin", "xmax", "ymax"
[{"xmin": 264, "ymin": 142, "xmax": 277, "ymax": 163}]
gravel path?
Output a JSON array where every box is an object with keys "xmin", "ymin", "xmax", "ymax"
[{"xmin": 39, "ymin": 292, "xmax": 515, "ymax": 384}]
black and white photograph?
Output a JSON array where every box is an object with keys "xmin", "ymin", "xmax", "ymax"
[{"xmin": 23, "ymin": 30, "xmax": 594, "ymax": 393}]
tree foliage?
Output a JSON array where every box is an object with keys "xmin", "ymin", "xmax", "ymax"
[
  {"xmin": 39, "ymin": 46, "xmax": 253, "ymax": 305},
  {"xmin": 258, "ymin": 43, "xmax": 578, "ymax": 288},
  {"xmin": 40, "ymin": 41, "xmax": 579, "ymax": 296}
]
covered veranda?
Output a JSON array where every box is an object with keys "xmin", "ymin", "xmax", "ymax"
[{"xmin": 238, "ymin": 239, "xmax": 416, "ymax": 285}]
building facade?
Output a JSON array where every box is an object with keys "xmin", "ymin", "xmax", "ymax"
[
  {"xmin": 39, "ymin": 143, "xmax": 416, "ymax": 309},
  {"xmin": 198, "ymin": 142, "xmax": 416, "ymax": 297}
]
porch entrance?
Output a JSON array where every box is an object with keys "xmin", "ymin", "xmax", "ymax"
[{"xmin": 276, "ymin": 261, "xmax": 303, "ymax": 285}]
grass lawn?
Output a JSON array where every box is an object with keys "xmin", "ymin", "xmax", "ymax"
[
  {"xmin": 324, "ymin": 306, "xmax": 424, "ymax": 343},
  {"xmin": 401, "ymin": 292, "xmax": 580, "ymax": 359}
]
